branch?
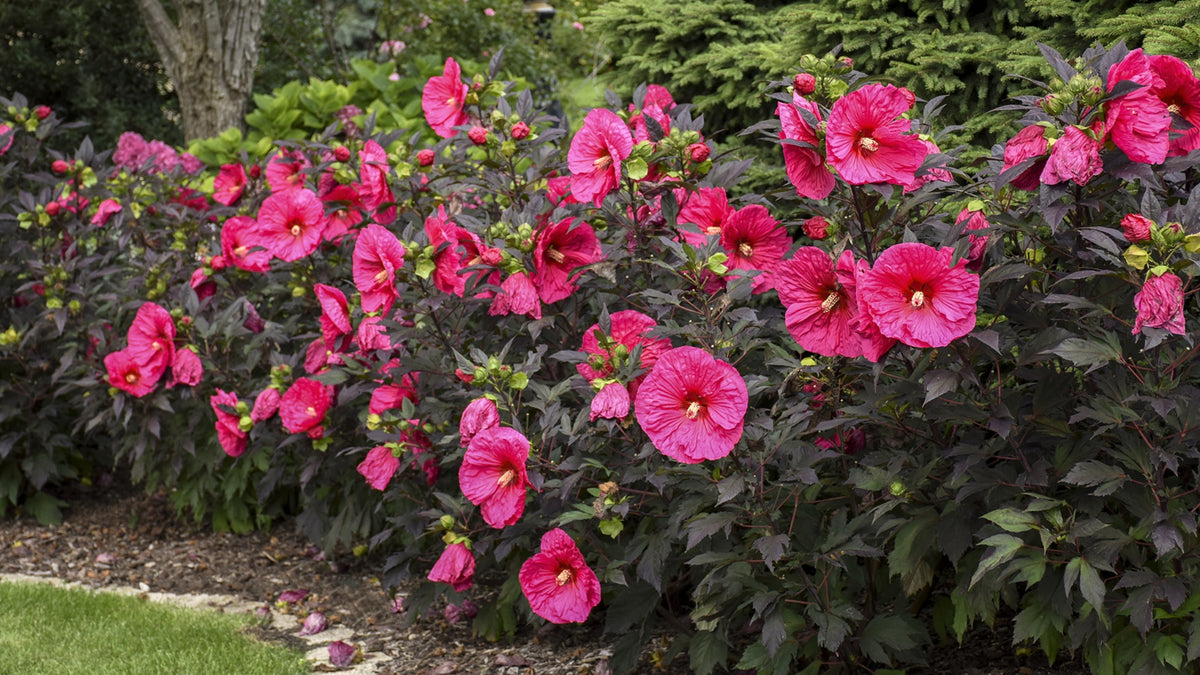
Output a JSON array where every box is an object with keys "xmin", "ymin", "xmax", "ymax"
[{"xmin": 133, "ymin": 0, "xmax": 184, "ymax": 71}]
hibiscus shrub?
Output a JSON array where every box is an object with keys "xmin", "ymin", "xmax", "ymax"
[{"xmin": 6, "ymin": 41, "xmax": 1200, "ymax": 674}]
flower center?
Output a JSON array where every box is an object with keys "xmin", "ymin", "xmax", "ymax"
[
  {"xmin": 306, "ymin": 406, "xmax": 316, "ymax": 417},
  {"xmin": 910, "ymin": 290, "xmax": 926, "ymax": 308},
  {"xmin": 858, "ymin": 136, "xmax": 879, "ymax": 153},
  {"xmin": 1168, "ymin": 103, "xmax": 1181, "ymax": 115},
  {"xmin": 290, "ymin": 223, "xmax": 303, "ymax": 237},
  {"xmin": 125, "ymin": 372, "xmax": 138, "ymax": 384},
  {"xmin": 593, "ymin": 154, "xmax": 613, "ymax": 171},
  {"xmin": 738, "ymin": 242, "xmax": 754, "ymax": 258},
  {"xmin": 705, "ymin": 225, "xmax": 722, "ymax": 236},
  {"xmin": 556, "ymin": 569, "xmax": 573, "ymax": 586},
  {"xmin": 547, "ymin": 247, "xmax": 565, "ymax": 264},
  {"xmin": 445, "ymin": 96, "xmax": 458, "ymax": 106},
  {"xmin": 821, "ymin": 292, "xmax": 840, "ymax": 313},
  {"xmin": 234, "ymin": 245, "xmax": 248, "ymax": 257},
  {"xmin": 497, "ymin": 468, "xmax": 516, "ymax": 487},
  {"xmin": 683, "ymin": 393, "xmax": 708, "ymax": 420},
  {"xmin": 375, "ymin": 269, "xmax": 390, "ymax": 285}
]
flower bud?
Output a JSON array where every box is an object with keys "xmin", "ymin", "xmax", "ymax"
[
  {"xmin": 248, "ymin": 164, "xmax": 262, "ymax": 179},
  {"xmin": 52, "ymin": 160, "xmax": 70, "ymax": 174},
  {"xmin": 1120, "ymin": 213, "xmax": 1153, "ymax": 243},
  {"xmin": 238, "ymin": 415, "xmax": 253, "ymax": 432},
  {"xmin": 803, "ymin": 215, "xmax": 830, "ymax": 240},
  {"xmin": 687, "ymin": 142, "xmax": 710, "ymax": 162},
  {"xmin": 34, "ymin": 105, "xmax": 51, "ymax": 120},
  {"xmin": 45, "ymin": 202, "xmax": 61, "ymax": 216},
  {"xmin": 468, "ymin": 126, "xmax": 489, "ymax": 146},
  {"xmin": 417, "ymin": 149, "xmax": 435, "ymax": 166},
  {"xmin": 792, "ymin": 73, "xmax": 816, "ymax": 95},
  {"xmin": 510, "ymin": 121, "xmax": 530, "ymax": 140},
  {"xmin": 440, "ymin": 514, "xmax": 456, "ymax": 530},
  {"xmin": 333, "ymin": 146, "xmax": 351, "ymax": 162}
]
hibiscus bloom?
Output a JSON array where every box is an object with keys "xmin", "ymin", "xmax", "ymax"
[
  {"xmin": 127, "ymin": 302, "xmax": 175, "ymax": 372},
  {"xmin": 718, "ymin": 204, "xmax": 790, "ymax": 293},
  {"xmin": 634, "ymin": 346, "xmax": 748, "ymax": 464},
  {"xmin": 577, "ymin": 309, "xmax": 672, "ymax": 383},
  {"xmin": 825, "ymin": 84, "xmax": 927, "ymax": 186},
  {"xmin": 568, "ymin": 108, "xmax": 634, "ymax": 206},
  {"xmin": 221, "ymin": 216, "xmax": 272, "ymax": 273},
  {"xmin": 590, "ymin": 381, "xmax": 630, "ymax": 421},
  {"xmin": 105, "ymin": 349, "xmax": 160, "ymax": 398},
  {"xmin": 776, "ymin": 248, "xmax": 862, "ymax": 358},
  {"xmin": 353, "ymin": 224, "xmax": 407, "ymax": 314},
  {"xmin": 355, "ymin": 315, "xmax": 393, "ymax": 353},
  {"xmin": 1133, "ymin": 272, "xmax": 1186, "ymax": 335},
  {"xmin": 459, "ymin": 426, "xmax": 531, "ymax": 528},
  {"xmin": 320, "ymin": 183, "xmax": 364, "ymax": 243},
  {"xmin": 279, "ymin": 377, "xmax": 333, "ymax": 435},
  {"xmin": 425, "ymin": 207, "xmax": 480, "ymax": 297},
  {"xmin": 1106, "ymin": 49, "xmax": 1171, "ymax": 165},
  {"xmin": 460, "ymin": 397, "xmax": 501, "ymax": 447},
  {"xmin": 1002, "ymin": 125, "xmax": 1051, "ymax": 191},
  {"xmin": 265, "ymin": 150, "xmax": 310, "ymax": 192},
  {"xmin": 518, "ymin": 528, "xmax": 602, "ymax": 624},
  {"xmin": 358, "ymin": 140, "xmax": 397, "ymax": 225},
  {"xmin": 169, "ymin": 347, "xmax": 203, "ymax": 387},
  {"xmin": 256, "ymin": 188, "xmax": 326, "ymax": 262},
  {"xmin": 532, "ymin": 217, "xmax": 603, "ymax": 304},
  {"xmin": 357, "ymin": 445, "xmax": 401, "ymax": 491},
  {"xmin": 428, "ymin": 543, "xmax": 475, "ymax": 592},
  {"xmin": 368, "ymin": 375, "xmax": 419, "ymax": 416},
  {"xmin": 250, "ymin": 387, "xmax": 282, "ymax": 423},
  {"xmin": 422, "ymin": 57, "xmax": 469, "ymax": 138},
  {"xmin": 488, "ymin": 272, "xmax": 542, "ymax": 320},
  {"xmin": 213, "ymin": 163, "xmax": 247, "ymax": 206},
  {"xmin": 1040, "ymin": 124, "xmax": 1103, "ymax": 186},
  {"xmin": 91, "ymin": 199, "xmax": 122, "ymax": 226},
  {"xmin": 777, "ymin": 93, "xmax": 835, "ymax": 199},
  {"xmin": 903, "ymin": 137, "xmax": 953, "ymax": 193},
  {"xmin": 674, "ymin": 187, "xmax": 731, "ymax": 246},
  {"xmin": 857, "ymin": 242, "xmax": 979, "ymax": 349},
  {"xmin": 1120, "ymin": 213, "xmax": 1154, "ymax": 243},
  {"xmin": 643, "ymin": 84, "xmax": 675, "ymax": 111},
  {"xmin": 314, "ymin": 283, "xmax": 351, "ymax": 348},
  {"xmin": 956, "ymin": 207, "xmax": 990, "ymax": 270},
  {"xmin": 1149, "ymin": 54, "xmax": 1200, "ymax": 157},
  {"xmin": 629, "ymin": 103, "xmax": 671, "ymax": 144},
  {"xmin": 210, "ymin": 389, "xmax": 248, "ymax": 457}
]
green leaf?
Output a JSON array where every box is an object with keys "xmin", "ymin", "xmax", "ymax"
[
  {"xmin": 1078, "ymin": 558, "xmax": 1106, "ymax": 612},
  {"xmin": 970, "ymin": 534, "xmax": 1025, "ymax": 588},
  {"xmin": 685, "ymin": 512, "xmax": 738, "ymax": 550},
  {"xmin": 1050, "ymin": 337, "xmax": 1120, "ymax": 373},
  {"xmin": 599, "ymin": 518, "xmax": 624, "ymax": 538},
  {"xmin": 689, "ymin": 631, "xmax": 727, "ymax": 675},
  {"xmin": 1062, "ymin": 460, "xmax": 1127, "ymax": 496},
  {"xmin": 982, "ymin": 507, "xmax": 1040, "ymax": 533}
]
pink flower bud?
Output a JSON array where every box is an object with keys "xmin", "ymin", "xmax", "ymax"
[
  {"xmin": 45, "ymin": 202, "xmax": 61, "ymax": 216},
  {"xmin": 803, "ymin": 215, "xmax": 829, "ymax": 240},
  {"xmin": 792, "ymin": 73, "xmax": 816, "ymax": 96},
  {"xmin": 510, "ymin": 122, "xmax": 530, "ymax": 140},
  {"xmin": 468, "ymin": 126, "xmax": 489, "ymax": 146},
  {"xmin": 34, "ymin": 105, "xmax": 51, "ymax": 120},
  {"xmin": 480, "ymin": 247, "xmax": 503, "ymax": 266},
  {"xmin": 52, "ymin": 160, "xmax": 70, "ymax": 174},
  {"xmin": 333, "ymin": 146, "xmax": 351, "ymax": 162},
  {"xmin": 417, "ymin": 149, "xmax": 435, "ymax": 166},
  {"xmin": 688, "ymin": 143, "xmax": 710, "ymax": 163},
  {"xmin": 248, "ymin": 164, "xmax": 262, "ymax": 179}
]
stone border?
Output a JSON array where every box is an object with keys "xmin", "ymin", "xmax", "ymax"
[{"xmin": 0, "ymin": 572, "xmax": 383, "ymax": 673}]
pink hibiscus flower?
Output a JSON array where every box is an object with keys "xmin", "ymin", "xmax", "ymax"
[
  {"xmin": 518, "ymin": 528, "xmax": 602, "ymax": 624},
  {"xmin": 576, "ymin": 309, "xmax": 672, "ymax": 383},
  {"xmin": 256, "ymin": 188, "xmax": 326, "ymax": 262},
  {"xmin": 127, "ymin": 302, "xmax": 176, "ymax": 372},
  {"xmin": 221, "ymin": 216, "xmax": 272, "ymax": 273},
  {"xmin": 425, "ymin": 207, "xmax": 477, "ymax": 297},
  {"xmin": 353, "ymin": 224, "xmax": 407, "ymax": 314},
  {"xmin": 488, "ymin": 272, "xmax": 542, "ymax": 320},
  {"xmin": 1106, "ymin": 49, "xmax": 1171, "ymax": 165},
  {"xmin": 355, "ymin": 315, "xmax": 393, "ymax": 353},
  {"xmin": 279, "ymin": 377, "xmax": 333, "ymax": 435},
  {"xmin": 532, "ymin": 217, "xmax": 603, "ymax": 304},
  {"xmin": 1001, "ymin": 124, "xmax": 1051, "ymax": 191},
  {"xmin": 0, "ymin": 124, "xmax": 13, "ymax": 156},
  {"xmin": 1040, "ymin": 124, "xmax": 1103, "ymax": 186},
  {"xmin": 265, "ymin": 150, "xmax": 310, "ymax": 192},
  {"xmin": 643, "ymin": 84, "xmax": 676, "ymax": 111},
  {"xmin": 251, "ymin": 388, "xmax": 282, "ymax": 423},
  {"xmin": 357, "ymin": 445, "xmax": 401, "ymax": 491},
  {"xmin": 169, "ymin": 347, "xmax": 203, "ymax": 387},
  {"xmin": 213, "ymin": 163, "xmax": 247, "ymax": 206},
  {"xmin": 460, "ymin": 397, "xmax": 501, "ymax": 447},
  {"xmin": 1120, "ymin": 213, "xmax": 1154, "ymax": 243},
  {"xmin": 857, "ymin": 242, "xmax": 980, "ymax": 349},
  {"xmin": 105, "ymin": 349, "xmax": 160, "ymax": 398},
  {"xmin": 314, "ymin": 283, "xmax": 351, "ymax": 348},
  {"xmin": 590, "ymin": 381, "xmax": 630, "ymax": 421},
  {"xmin": 956, "ymin": 207, "xmax": 990, "ymax": 270},
  {"xmin": 629, "ymin": 103, "xmax": 672, "ymax": 144},
  {"xmin": 1133, "ymin": 272, "xmax": 1186, "ymax": 335},
  {"xmin": 674, "ymin": 187, "xmax": 731, "ymax": 246},
  {"xmin": 776, "ymin": 248, "xmax": 862, "ymax": 358},
  {"xmin": 903, "ymin": 138, "xmax": 953, "ymax": 192},
  {"xmin": 1149, "ymin": 54, "xmax": 1200, "ymax": 157},
  {"xmin": 428, "ymin": 543, "xmax": 475, "ymax": 592},
  {"xmin": 825, "ymin": 84, "xmax": 927, "ymax": 186},
  {"xmin": 777, "ymin": 93, "xmax": 835, "ymax": 200},
  {"xmin": 320, "ymin": 183, "xmax": 364, "ymax": 243},
  {"xmin": 422, "ymin": 57, "xmax": 469, "ymax": 138},
  {"xmin": 568, "ymin": 109, "xmax": 634, "ymax": 206},
  {"xmin": 358, "ymin": 140, "xmax": 397, "ymax": 225},
  {"xmin": 459, "ymin": 426, "xmax": 531, "ymax": 529},
  {"xmin": 852, "ymin": 256, "xmax": 899, "ymax": 363},
  {"xmin": 210, "ymin": 389, "xmax": 248, "ymax": 457},
  {"xmin": 634, "ymin": 346, "xmax": 748, "ymax": 464},
  {"xmin": 718, "ymin": 204, "xmax": 790, "ymax": 293},
  {"xmin": 91, "ymin": 199, "xmax": 122, "ymax": 226}
]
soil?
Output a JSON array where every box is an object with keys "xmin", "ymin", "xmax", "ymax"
[{"xmin": 0, "ymin": 475, "xmax": 1088, "ymax": 675}]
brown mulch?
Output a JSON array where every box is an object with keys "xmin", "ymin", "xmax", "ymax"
[{"xmin": 0, "ymin": 475, "xmax": 1087, "ymax": 675}]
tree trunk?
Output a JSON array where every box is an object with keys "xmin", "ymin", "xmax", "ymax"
[{"xmin": 134, "ymin": 0, "xmax": 267, "ymax": 141}]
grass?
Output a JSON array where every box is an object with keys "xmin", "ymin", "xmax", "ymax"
[{"xmin": 0, "ymin": 580, "xmax": 310, "ymax": 675}]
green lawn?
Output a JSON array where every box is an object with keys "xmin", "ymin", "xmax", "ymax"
[{"xmin": 0, "ymin": 580, "xmax": 310, "ymax": 675}]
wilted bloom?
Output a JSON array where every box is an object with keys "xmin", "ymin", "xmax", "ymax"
[
  {"xmin": 719, "ymin": 204, "xmax": 790, "ymax": 293},
  {"xmin": 127, "ymin": 302, "xmax": 176, "ymax": 372},
  {"xmin": 857, "ymin": 242, "xmax": 980, "ymax": 349},
  {"xmin": 1121, "ymin": 213, "xmax": 1154, "ymax": 243},
  {"xmin": 826, "ymin": 84, "xmax": 927, "ymax": 186},
  {"xmin": 169, "ymin": 347, "xmax": 203, "ymax": 387},
  {"xmin": 353, "ymin": 224, "xmax": 407, "ymax": 314},
  {"xmin": 213, "ymin": 163, "xmax": 247, "ymax": 206},
  {"xmin": 91, "ymin": 199, "xmax": 122, "ymax": 226},
  {"xmin": 105, "ymin": 349, "xmax": 160, "ymax": 398},
  {"xmin": 1149, "ymin": 54, "xmax": 1200, "ymax": 157},
  {"xmin": 776, "ymin": 249, "xmax": 862, "ymax": 358},
  {"xmin": 1133, "ymin": 272, "xmax": 1186, "ymax": 335},
  {"xmin": 278, "ymin": 589, "xmax": 309, "ymax": 604},
  {"xmin": 1040, "ymin": 124, "xmax": 1103, "ymax": 186},
  {"xmin": 355, "ymin": 315, "xmax": 393, "ymax": 353},
  {"xmin": 956, "ymin": 207, "xmax": 990, "ymax": 270},
  {"xmin": 803, "ymin": 215, "xmax": 829, "ymax": 240},
  {"xmin": 1002, "ymin": 124, "xmax": 1051, "ymax": 191},
  {"xmin": 777, "ymin": 93, "xmax": 835, "ymax": 200},
  {"xmin": 328, "ymin": 641, "xmax": 356, "ymax": 668},
  {"xmin": 1106, "ymin": 49, "xmax": 1171, "ymax": 165},
  {"xmin": 510, "ymin": 121, "xmax": 531, "ymax": 140},
  {"xmin": 422, "ymin": 57, "xmax": 469, "ymax": 138},
  {"xmin": 459, "ymin": 426, "xmax": 531, "ymax": 528},
  {"xmin": 299, "ymin": 611, "xmax": 328, "ymax": 636},
  {"xmin": 221, "ymin": 216, "xmax": 272, "ymax": 273},
  {"xmin": 358, "ymin": 140, "xmax": 397, "ymax": 225},
  {"xmin": 314, "ymin": 283, "xmax": 351, "ymax": 348},
  {"xmin": 567, "ymin": 108, "xmax": 634, "ymax": 206},
  {"xmin": 519, "ymin": 528, "xmax": 602, "ymax": 624},
  {"xmin": 256, "ymin": 189, "xmax": 326, "ymax": 262},
  {"xmin": 635, "ymin": 347, "xmax": 748, "ymax": 464},
  {"xmin": 460, "ymin": 397, "xmax": 501, "ymax": 447},
  {"xmin": 357, "ymin": 445, "xmax": 401, "ymax": 491},
  {"xmin": 488, "ymin": 272, "xmax": 542, "ymax": 320},
  {"xmin": 210, "ymin": 389, "xmax": 248, "ymax": 457},
  {"xmin": 590, "ymin": 381, "xmax": 630, "ymax": 421},
  {"xmin": 251, "ymin": 388, "xmax": 282, "ymax": 423},
  {"xmin": 428, "ymin": 542, "xmax": 475, "ymax": 591},
  {"xmin": 532, "ymin": 217, "xmax": 603, "ymax": 304},
  {"xmin": 279, "ymin": 377, "xmax": 333, "ymax": 434}
]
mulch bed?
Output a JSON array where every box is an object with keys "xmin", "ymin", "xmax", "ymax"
[{"xmin": 0, "ymin": 474, "xmax": 1086, "ymax": 674}]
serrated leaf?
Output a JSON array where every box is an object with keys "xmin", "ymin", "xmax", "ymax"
[
  {"xmin": 685, "ymin": 512, "xmax": 738, "ymax": 550},
  {"xmin": 970, "ymin": 534, "xmax": 1025, "ymax": 588},
  {"xmin": 923, "ymin": 369, "xmax": 958, "ymax": 404},
  {"xmin": 1050, "ymin": 337, "xmax": 1119, "ymax": 372},
  {"xmin": 1062, "ymin": 460, "xmax": 1126, "ymax": 491},
  {"xmin": 715, "ymin": 474, "xmax": 744, "ymax": 505},
  {"xmin": 982, "ymin": 508, "xmax": 1040, "ymax": 533},
  {"xmin": 754, "ymin": 534, "xmax": 789, "ymax": 573},
  {"xmin": 1078, "ymin": 558, "xmax": 1106, "ymax": 611},
  {"xmin": 689, "ymin": 631, "xmax": 727, "ymax": 675}
]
